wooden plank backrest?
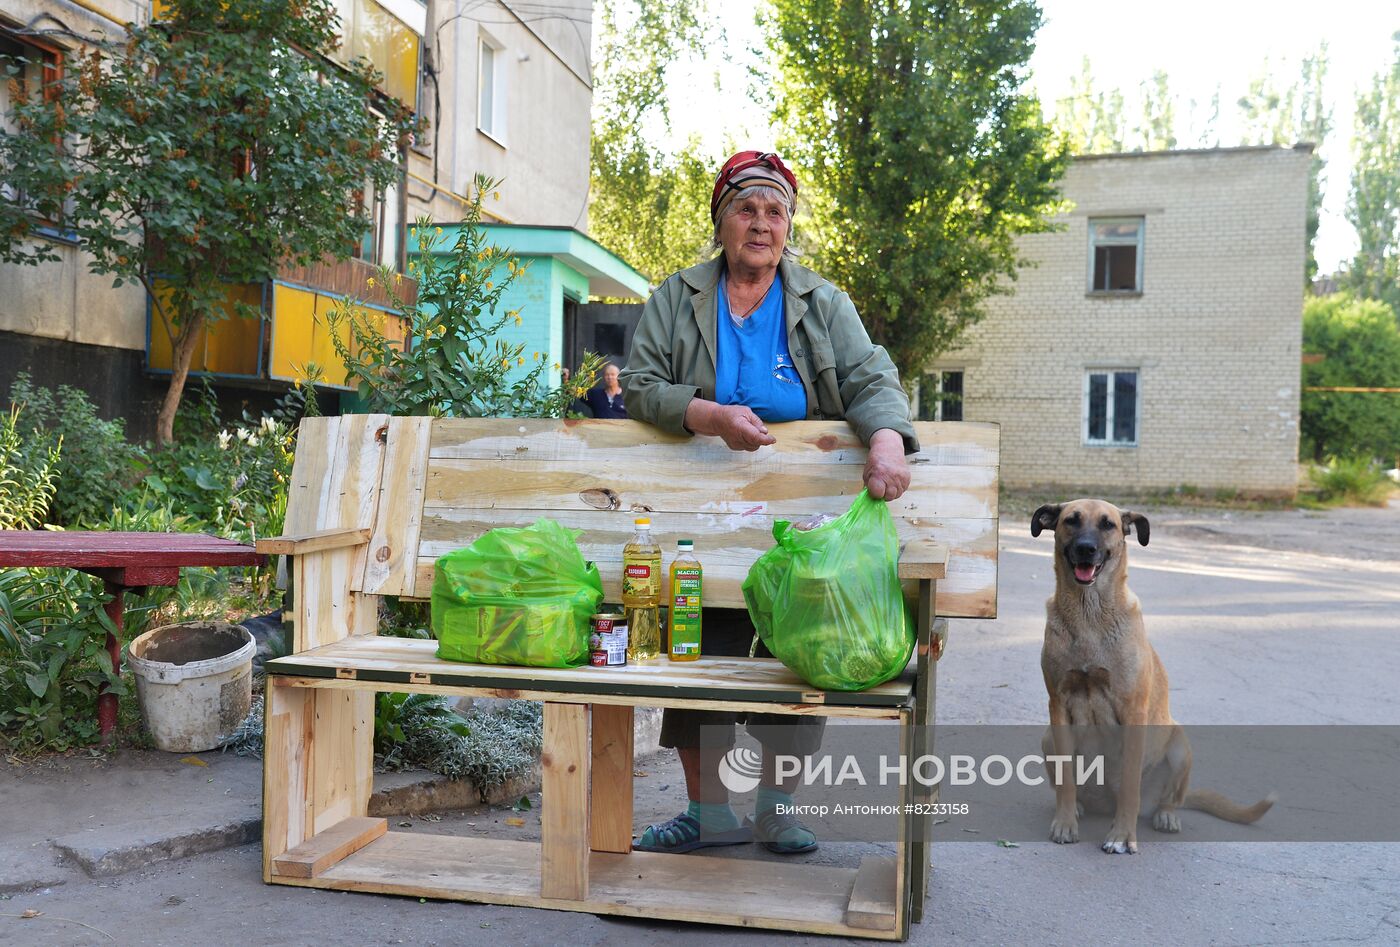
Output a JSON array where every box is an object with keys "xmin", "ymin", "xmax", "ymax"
[{"xmin": 323, "ymin": 417, "xmax": 999, "ymax": 619}]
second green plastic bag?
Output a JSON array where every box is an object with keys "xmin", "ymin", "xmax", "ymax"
[
  {"xmin": 742, "ymin": 490, "xmax": 914, "ymax": 691},
  {"xmin": 432, "ymin": 518, "xmax": 603, "ymax": 668}
]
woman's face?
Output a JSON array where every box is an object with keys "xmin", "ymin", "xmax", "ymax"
[{"xmin": 719, "ymin": 192, "xmax": 789, "ymax": 276}]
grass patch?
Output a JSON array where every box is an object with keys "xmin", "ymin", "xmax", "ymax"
[{"xmin": 1299, "ymin": 458, "xmax": 1395, "ymax": 509}]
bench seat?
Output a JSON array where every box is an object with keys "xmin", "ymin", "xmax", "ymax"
[{"xmin": 266, "ymin": 637, "xmax": 917, "ymax": 715}]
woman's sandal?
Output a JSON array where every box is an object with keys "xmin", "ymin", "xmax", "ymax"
[
  {"xmin": 634, "ymin": 813, "xmax": 754, "ymax": 854},
  {"xmin": 744, "ymin": 811, "xmax": 819, "ymax": 854}
]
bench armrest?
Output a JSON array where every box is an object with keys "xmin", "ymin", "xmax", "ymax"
[
  {"xmin": 257, "ymin": 527, "xmax": 372, "ymax": 556},
  {"xmin": 897, "ymin": 540, "xmax": 949, "ymax": 580}
]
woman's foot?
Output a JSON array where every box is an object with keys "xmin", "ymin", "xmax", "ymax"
[
  {"xmin": 747, "ymin": 787, "xmax": 818, "ymax": 854},
  {"xmin": 635, "ymin": 801, "xmax": 752, "ymax": 854}
]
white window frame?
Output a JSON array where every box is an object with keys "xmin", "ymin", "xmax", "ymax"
[
  {"xmin": 1082, "ymin": 369, "xmax": 1140, "ymax": 447},
  {"xmin": 1087, "ymin": 216, "xmax": 1145, "ymax": 294},
  {"xmin": 917, "ymin": 370, "xmax": 964, "ymax": 422},
  {"xmin": 477, "ymin": 32, "xmax": 506, "ymax": 147}
]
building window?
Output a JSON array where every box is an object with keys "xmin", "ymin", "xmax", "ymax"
[
  {"xmin": 356, "ymin": 156, "xmax": 406, "ymax": 271},
  {"xmin": 1088, "ymin": 217, "xmax": 1144, "ymax": 293},
  {"xmin": 478, "ymin": 35, "xmax": 505, "ymax": 144},
  {"xmin": 1083, "ymin": 370, "xmax": 1138, "ymax": 446},
  {"xmin": 1, "ymin": 28, "xmax": 66, "ymax": 230},
  {"xmin": 917, "ymin": 371, "xmax": 964, "ymax": 422}
]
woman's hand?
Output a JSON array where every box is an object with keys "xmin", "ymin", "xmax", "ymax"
[
  {"xmin": 684, "ymin": 400, "xmax": 776, "ymax": 452},
  {"xmin": 864, "ymin": 429, "xmax": 910, "ymax": 500}
]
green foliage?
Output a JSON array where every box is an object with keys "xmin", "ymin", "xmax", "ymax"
[
  {"xmin": 8, "ymin": 373, "xmax": 144, "ymax": 526},
  {"xmin": 138, "ymin": 383, "xmax": 297, "ymax": 545},
  {"xmin": 1345, "ymin": 35, "xmax": 1400, "ymax": 314},
  {"xmin": 389, "ymin": 698, "xmax": 543, "ymax": 796},
  {"xmin": 0, "ymin": 0, "xmax": 415, "ymax": 443},
  {"xmin": 1300, "ymin": 294, "xmax": 1400, "ymax": 462},
  {"xmin": 0, "ymin": 404, "xmax": 61, "ymax": 530},
  {"xmin": 374, "ymin": 692, "xmax": 470, "ymax": 765},
  {"xmin": 589, "ymin": 0, "xmax": 716, "ymax": 283},
  {"xmin": 328, "ymin": 183, "xmax": 605, "ymax": 418},
  {"xmin": 0, "ymin": 567, "xmax": 154, "ymax": 751},
  {"xmin": 1305, "ymin": 457, "xmax": 1393, "ymax": 507},
  {"xmin": 1237, "ymin": 46, "xmax": 1331, "ymax": 282},
  {"xmin": 1053, "ymin": 59, "xmax": 1179, "ymax": 153},
  {"xmin": 764, "ymin": 0, "xmax": 1069, "ymax": 378}
]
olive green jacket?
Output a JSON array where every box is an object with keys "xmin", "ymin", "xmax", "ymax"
[{"xmin": 621, "ymin": 256, "xmax": 918, "ymax": 453}]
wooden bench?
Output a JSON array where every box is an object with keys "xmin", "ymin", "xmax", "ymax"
[{"xmin": 259, "ymin": 415, "xmax": 998, "ymax": 940}]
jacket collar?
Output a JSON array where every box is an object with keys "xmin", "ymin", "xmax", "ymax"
[{"xmin": 679, "ymin": 255, "xmax": 824, "ymax": 297}]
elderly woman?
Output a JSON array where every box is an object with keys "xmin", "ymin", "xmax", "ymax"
[{"xmin": 621, "ymin": 151, "xmax": 918, "ymax": 856}]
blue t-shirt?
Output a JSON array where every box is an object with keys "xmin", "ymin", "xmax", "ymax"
[{"xmin": 714, "ymin": 274, "xmax": 808, "ymax": 422}]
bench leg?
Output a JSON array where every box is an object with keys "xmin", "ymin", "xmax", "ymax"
[
  {"xmin": 542, "ymin": 702, "xmax": 590, "ymax": 900},
  {"xmin": 263, "ymin": 682, "xmax": 314, "ymax": 882},
  {"xmin": 910, "ymin": 585, "xmax": 942, "ymax": 923},
  {"xmin": 590, "ymin": 704, "xmax": 634, "ymax": 854}
]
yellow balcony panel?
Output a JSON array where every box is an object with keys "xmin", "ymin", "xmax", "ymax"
[{"xmin": 147, "ymin": 281, "xmax": 263, "ymax": 377}]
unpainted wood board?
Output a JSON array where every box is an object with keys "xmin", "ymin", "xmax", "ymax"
[
  {"xmin": 271, "ymin": 816, "xmax": 387, "ymax": 879},
  {"xmin": 423, "ymin": 458, "xmax": 997, "ymax": 519},
  {"xmin": 311, "ymin": 688, "xmax": 374, "ymax": 836},
  {"xmin": 280, "ymin": 832, "xmax": 899, "ymax": 940},
  {"xmin": 589, "ymin": 704, "xmax": 634, "ymax": 854},
  {"xmin": 323, "ymin": 413, "xmax": 389, "ymax": 589},
  {"xmin": 270, "ymin": 675, "xmax": 902, "ymax": 719},
  {"xmin": 284, "ymin": 417, "xmax": 340, "ymax": 536},
  {"xmin": 262, "ymin": 684, "xmax": 314, "ymax": 879},
  {"xmin": 845, "ymin": 855, "xmax": 898, "ymax": 931},
  {"xmin": 361, "ymin": 415, "xmax": 434, "ymax": 597},
  {"xmin": 265, "ymin": 637, "xmax": 914, "ymax": 706},
  {"xmin": 428, "ymin": 418, "xmax": 999, "ymax": 468},
  {"xmin": 897, "ymin": 540, "xmax": 949, "ymax": 580},
  {"xmin": 257, "ymin": 527, "xmax": 371, "ymax": 556},
  {"xmin": 414, "ymin": 508, "xmax": 997, "ymax": 616},
  {"xmin": 541, "ymin": 703, "xmax": 590, "ymax": 900}
]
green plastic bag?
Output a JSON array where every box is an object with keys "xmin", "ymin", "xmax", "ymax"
[
  {"xmin": 742, "ymin": 489, "xmax": 914, "ymax": 691},
  {"xmin": 432, "ymin": 518, "xmax": 603, "ymax": 668}
]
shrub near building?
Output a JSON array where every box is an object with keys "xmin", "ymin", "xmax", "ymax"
[{"xmin": 1301, "ymin": 294, "xmax": 1400, "ymax": 464}]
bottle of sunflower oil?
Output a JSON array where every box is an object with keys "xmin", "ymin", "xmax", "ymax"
[
  {"xmin": 668, "ymin": 540, "xmax": 703, "ymax": 661},
  {"xmin": 622, "ymin": 517, "xmax": 662, "ymax": 661}
]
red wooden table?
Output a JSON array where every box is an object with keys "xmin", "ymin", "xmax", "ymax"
[{"xmin": 0, "ymin": 532, "xmax": 266, "ymax": 741}]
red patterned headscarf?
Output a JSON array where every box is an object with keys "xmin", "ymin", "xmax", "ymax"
[{"xmin": 710, "ymin": 150, "xmax": 799, "ymax": 223}]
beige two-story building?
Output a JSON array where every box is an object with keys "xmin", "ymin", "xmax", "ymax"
[{"xmin": 919, "ymin": 145, "xmax": 1310, "ymax": 499}]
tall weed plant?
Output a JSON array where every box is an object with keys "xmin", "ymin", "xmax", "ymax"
[
  {"xmin": 0, "ymin": 404, "xmax": 61, "ymax": 530},
  {"xmin": 326, "ymin": 175, "xmax": 605, "ymax": 418}
]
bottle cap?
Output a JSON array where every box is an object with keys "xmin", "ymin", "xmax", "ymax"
[
  {"xmin": 634, "ymin": 517, "xmax": 651, "ymax": 528},
  {"xmin": 677, "ymin": 539, "xmax": 693, "ymax": 548}
]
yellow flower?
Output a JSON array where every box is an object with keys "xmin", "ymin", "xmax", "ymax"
[
  {"xmin": 394, "ymin": 273, "xmax": 402, "ymax": 284},
  {"xmin": 533, "ymin": 351, "xmax": 541, "ymax": 360},
  {"xmin": 501, "ymin": 358, "xmax": 510, "ymax": 369},
  {"xmin": 493, "ymin": 191, "xmax": 500, "ymax": 201},
  {"xmin": 517, "ymin": 357, "xmax": 524, "ymax": 366},
  {"xmin": 366, "ymin": 277, "xmax": 375, "ymax": 288},
  {"xmin": 435, "ymin": 227, "xmax": 443, "ymax": 235},
  {"xmin": 552, "ymin": 362, "xmax": 560, "ymax": 371},
  {"xmin": 408, "ymin": 261, "xmax": 415, "ymax": 272},
  {"xmin": 458, "ymin": 273, "xmax": 467, "ymax": 283},
  {"xmin": 513, "ymin": 315, "xmax": 522, "ymax": 326},
  {"xmin": 485, "ymin": 281, "xmax": 492, "ymax": 290}
]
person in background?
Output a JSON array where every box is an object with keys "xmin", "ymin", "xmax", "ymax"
[
  {"xmin": 621, "ymin": 149, "xmax": 917, "ymax": 856},
  {"xmin": 584, "ymin": 363, "xmax": 628, "ymax": 418}
]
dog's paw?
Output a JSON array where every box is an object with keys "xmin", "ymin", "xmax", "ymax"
[
  {"xmin": 1101, "ymin": 827, "xmax": 1138, "ymax": 854},
  {"xmin": 1049, "ymin": 815, "xmax": 1079, "ymax": 844},
  {"xmin": 1152, "ymin": 809, "xmax": 1181, "ymax": 833}
]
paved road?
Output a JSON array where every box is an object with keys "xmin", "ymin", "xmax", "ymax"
[{"xmin": 5, "ymin": 506, "xmax": 1399, "ymax": 946}]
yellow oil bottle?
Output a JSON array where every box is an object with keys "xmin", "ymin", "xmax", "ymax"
[
  {"xmin": 622, "ymin": 517, "xmax": 662, "ymax": 661},
  {"xmin": 668, "ymin": 539, "xmax": 702, "ymax": 661}
]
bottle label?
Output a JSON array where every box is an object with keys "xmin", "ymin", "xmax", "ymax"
[
  {"xmin": 622, "ymin": 557, "xmax": 661, "ymax": 601},
  {"xmin": 625, "ymin": 565, "xmax": 651, "ymax": 579},
  {"xmin": 670, "ymin": 567, "xmax": 702, "ymax": 652}
]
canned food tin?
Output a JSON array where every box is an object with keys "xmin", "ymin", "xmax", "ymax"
[{"xmin": 590, "ymin": 613, "xmax": 628, "ymax": 667}]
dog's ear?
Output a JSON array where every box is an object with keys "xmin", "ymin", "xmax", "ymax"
[
  {"xmin": 1121, "ymin": 510, "xmax": 1150, "ymax": 546},
  {"xmin": 1031, "ymin": 503, "xmax": 1062, "ymax": 538}
]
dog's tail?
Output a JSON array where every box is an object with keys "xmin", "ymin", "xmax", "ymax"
[{"xmin": 1183, "ymin": 789, "xmax": 1277, "ymax": 824}]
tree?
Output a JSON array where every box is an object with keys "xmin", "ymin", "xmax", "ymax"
[
  {"xmin": 1052, "ymin": 58, "xmax": 1179, "ymax": 154},
  {"xmin": 588, "ymin": 0, "xmax": 716, "ymax": 284},
  {"xmin": 1345, "ymin": 35, "xmax": 1400, "ymax": 314},
  {"xmin": 1300, "ymin": 294, "xmax": 1400, "ymax": 462},
  {"xmin": 0, "ymin": 0, "xmax": 412, "ymax": 444},
  {"xmin": 764, "ymin": 0, "xmax": 1068, "ymax": 378},
  {"xmin": 1237, "ymin": 45, "xmax": 1331, "ymax": 282}
]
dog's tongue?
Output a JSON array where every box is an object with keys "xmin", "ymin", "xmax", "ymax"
[{"xmin": 1073, "ymin": 564, "xmax": 1096, "ymax": 583}]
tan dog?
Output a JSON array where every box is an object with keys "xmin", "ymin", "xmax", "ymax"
[{"xmin": 1032, "ymin": 499, "xmax": 1275, "ymax": 854}]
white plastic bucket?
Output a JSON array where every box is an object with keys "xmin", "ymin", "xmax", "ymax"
[{"xmin": 127, "ymin": 621, "xmax": 255, "ymax": 753}]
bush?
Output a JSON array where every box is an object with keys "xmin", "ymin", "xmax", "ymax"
[
  {"xmin": 0, "ymin": 404, "xmax": 61, "ymax": 530},
  {"xmin": 1306, "ymin": 457, "xmax": 1393, "ymax": 506},
  {"xmin": 1301, "ymin": 294, "xmax": 1400, "ymax": 463},
  {"xmin": 8, "ymin": 374, "xmax": 145, "ymax": 526}
]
